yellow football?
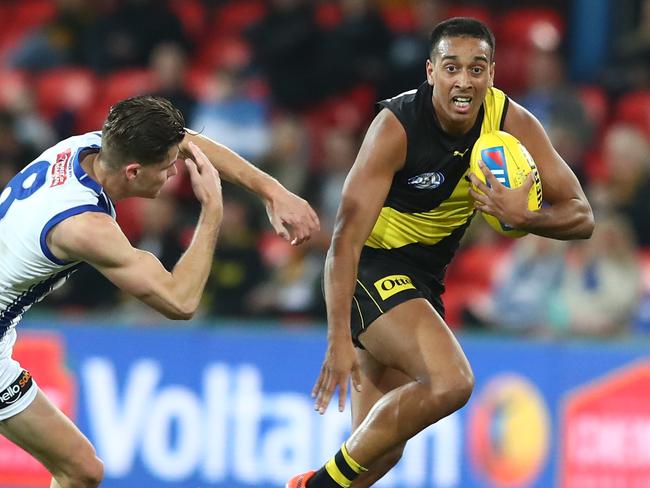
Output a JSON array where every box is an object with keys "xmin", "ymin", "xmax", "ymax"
[{"xmin": 469, "ymin": 131, "xmax": 543, "ymax": 238}]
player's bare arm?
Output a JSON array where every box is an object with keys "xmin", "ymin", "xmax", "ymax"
[
  {"xmin": 49, "ymin": 143, "xmax": 223, "ymax": 320},
  {"xmin": 470, "ymin": 100, "xmax": 594, "ymax": 240},
  {"xmin": 314, "ymin": 109, "xmax": 406, "ymax": 414},
  {"xmin": 180, "ymin": 131, "xmax": 319, "ymax": 246}
]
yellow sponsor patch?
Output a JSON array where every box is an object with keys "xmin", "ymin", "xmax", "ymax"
[{"xmin": 373, "ymin": 274, "xmax": 415, "ymax": 301}]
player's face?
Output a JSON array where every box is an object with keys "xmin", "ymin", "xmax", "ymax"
[
  {"xmin": 427, "ymin": 36, "xmax": 494, "ymax": 134},
  {"xmin": 134, "ymin": 146, "xmax": 180, "ymax": 198}
]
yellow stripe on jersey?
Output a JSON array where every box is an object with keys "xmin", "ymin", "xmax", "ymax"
[
  {"xmin": 366, "ymin": 176, "xmax": 473, "ymax": 249},
  {"xmin": 481, "ymin": 87, "xmax": 507, "ymax": 135}
]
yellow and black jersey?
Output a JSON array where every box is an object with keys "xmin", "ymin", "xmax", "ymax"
[{"xmin": 361, "ymin": 82, "xmax": 509, "ymax": 289}]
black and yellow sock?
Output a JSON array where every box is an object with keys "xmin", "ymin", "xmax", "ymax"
[{"xmin": 307, "ymin": 443, "xmax": 368, "ymax": 487}]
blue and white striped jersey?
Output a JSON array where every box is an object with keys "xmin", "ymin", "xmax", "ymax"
[{"xmin": 0, "ymin": 132, "xmax": 116, "ymax": 352}]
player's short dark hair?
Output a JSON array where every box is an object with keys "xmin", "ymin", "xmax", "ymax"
[
  {"xmin": 429, "ymin": 17, "xmax": 496, "ymax": 61},
  {"xmin": 101, "ymin": 95, "xmax": 186, "ymax": 167}
]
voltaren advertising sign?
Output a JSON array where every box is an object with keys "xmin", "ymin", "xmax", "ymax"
[{"xmin": 1, "ymin": 325, "xmax": 649, "ymax": 488}]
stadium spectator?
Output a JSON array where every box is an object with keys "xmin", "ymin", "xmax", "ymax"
[
  {"xmin": 316, "ymin": 0, "xmax": 392, "ymax": 98},
  {"xmin": 10, "ymin": 0, "xmax": 97, "ymax": 71},
  {"xmin": 149, "ymin": 42, "xmax": 197, "ymax": 123},
  {"xmin": 0, "ymin": 111, "xmax": 41, "ymax": 188},
  {"xmin": 462, "ymin": 234, "xmax": 567, "ymax": 334},
  {"xmin": 205, "ymin": 190, "xmax": 269, "ymax": 318},
  {"xmin": 555, "ymin": 214, "xmax": 641, "ymax": 336},
  {"xmin": 190, "ymin": 66, "xmax": 271, "ymax": 161},
  {"xmin": 84, "ymin": 0, "xmax": 190, "ymax": 74},
  {"xmin": 316, "ymin": 126, "xmax": 359, "ymax": 234},
  {"xmin": 591, "ymin": 124, "xmax": 650, "ymax": 246},
  {"xmin": 246, "ymin": 0, "xmax": 323, "ymax": 109},
  {"xmin": 382, "ymin": 0, "xmax": 445, "ymax": 97},
  {"xmin": 606, "ymin": 0, "xmax": 650, "ymax": 93},
  {"xmin": 259, "ymin": 113, "xmax": 311, "ymax": 196},
  {"xmin": 519, "ymin": 47, "xmax": 593, "ymax": 184}
]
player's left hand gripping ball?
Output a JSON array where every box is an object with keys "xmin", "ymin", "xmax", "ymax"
[{"xmin": 469, "ymin": 131, "xmax": 543, "ymax": 237}]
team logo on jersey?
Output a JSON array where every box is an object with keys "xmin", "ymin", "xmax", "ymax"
[
  {"xmin": 0, "ymin": 370, "xmax": 33, "ymax": 410},
  {"xmin": 374, "ymin": 275, "xmax": 416, "ymax": 300},
  {"xmin": 407, "ymin": 171, "xmax": 445, "ymax": 190},
  {"xmin": 50, "ymin": 149, "xmax": 72, "ymax": 187}
]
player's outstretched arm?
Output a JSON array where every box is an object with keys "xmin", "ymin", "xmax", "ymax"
[
  {"xmin": 181, "ymin": 131, "xmax": 320, "ymax": 246},
  {"xmin": 49, "ymin": 143, "xmax": 223, "ymax": 320},
  {"xmin": 499, "ymin": 100, "xmax": 594, "ymax": 240},
  {"xmin": 314, "ymin": 109, "xmax": 405, "ymax": 414}
]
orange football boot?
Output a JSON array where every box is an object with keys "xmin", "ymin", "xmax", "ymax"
[{"xmin": 285, "ymin": 470, "xmax": 316, "ymax": 488}]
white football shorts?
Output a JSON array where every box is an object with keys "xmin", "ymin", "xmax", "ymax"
[{"xmin": 0, "ymin": 337, "xmax": 39, "ymax": 421}]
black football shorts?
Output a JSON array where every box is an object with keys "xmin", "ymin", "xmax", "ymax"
[{"xmin": 350, "ymin": 252, "xmax": 445, "ymax": 348}]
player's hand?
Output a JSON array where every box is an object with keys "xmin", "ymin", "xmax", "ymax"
[
  {"xmin": 468, "ymin": 161, "xmax": 534, "ymax": 229},
  {"xmin": 265, "ymin": 188, "xmax": 320, "ymax": 246},
  {"xmin": 312, "ymin": 338, "xmax": 362, "ymax": 414},
  {"xmin": 185, "ymin": 141, "xmax": 223, "ymax": 215}
]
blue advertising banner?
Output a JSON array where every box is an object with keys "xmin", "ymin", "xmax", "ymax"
[{"xmin": 3, "ymin": 323, "xmax": 649, "ymax": 488}]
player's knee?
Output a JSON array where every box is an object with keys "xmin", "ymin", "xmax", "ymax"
[
  {"xmin": 455, "ymin": 370, "xmax": 475, "ymax": 408},
  {"xmin": 422, "ymin": 368, "xmax": 474, "ymax": 420},
  {"xmin": 56, "ymin": 452, "xmax": 104, "ymax": 487},
  {"xmin": 437, "ymin": 369, "xmax": 474, "ymax": 412},
  {"xmin": 79, "ymin": 455, "xmax": 103, "ymax": 488}
]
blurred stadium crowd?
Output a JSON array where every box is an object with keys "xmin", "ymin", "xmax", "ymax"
[{"xmin": 0, "ymin": 0, "xmax": 649, "ymax": 337}]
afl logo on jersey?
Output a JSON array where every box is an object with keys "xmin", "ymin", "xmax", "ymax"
[{"xmin": 407, "ymin": 171, "xmax": 445, "ymax": 190}]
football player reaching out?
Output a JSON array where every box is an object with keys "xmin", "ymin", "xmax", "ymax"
[
  {"xmin": 0, "ymin": 95, "xmax": 319, "ymax": 487},
  {"xmin": 287, "ymin": 17, "xmax": 592, "ymax": 488}
]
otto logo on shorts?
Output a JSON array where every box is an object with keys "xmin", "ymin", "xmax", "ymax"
[
  {"xmin": 374, "ymin": 274, "xmax": 415, "ymax": 300},
  {"xmin": 0, "ymin": 369, "xmax": 33, "ymax": 410}
]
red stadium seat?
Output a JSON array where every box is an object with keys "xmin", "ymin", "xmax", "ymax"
[
  {"xmin": 578, "ymin": 85, "xmax": 610, "ymax": 132},
  {"xmin": 0, "ymin": 4, "xmax": 11, "ymax": 39},
  {"xmin": 493, "ymin": 45, "xmax": 529, "ymax": 95},
  {"xmin": 193, "ymin": 36, "xmax": 251, "ymax": 71},
  {"xmin": 614, "ymin": 90, "xmax": 650, "ymax": 139},
  {"xmin": 244, "ymin": 76, "xmax": 269, "ymax": 100},
  {"xmin": 381, "ymin": 4, "xmax": 416, "ymax": 33},
  {"xmin": 315, "ymin": 1, "xmax": 342, "ymax": 29},
  {"xmin": 36, "ymin": 68, "xmax": 98, "ymax": 119},
  {"xmin": 12, "ymin": 0, "xmax": 57, "ymax": 32},
  {"xmin": 213, "ymin": 0, "xmax": 267, "ymax": 36},
  {"xmin": 443, "ymin": 241, "xmax": 512, "ymax": 328},
  {"xmin": 0, "ymin": 70, "xmax": 28, "ymax": 109},
  {"xmin": 76, "ymin": 69, "xmax": 156, "ymax": 132},
  {"xmin": 498, "ymin": 8, "xmax": 565, "ymax": 51},
  {"xmin": 115, "ymin": 198, "xmax": 144, "ymax": 244},
  {"xmin": 168, "ymin": 0, "xmax": 207, "ymax": 42},
  {"xmin": 102, "ymin": 69, "xmax": 156, "ymax": 103},
  {"xmin": 0, "ymin": 0, "xmax": 56, "ymax": 59},
  {"xmin": 303, "ymin": 83, "xmax": 376, "ymax": 168},
  {"xmin": 185, "ymin": 68, "xmax": 211, "ymax": 100}
]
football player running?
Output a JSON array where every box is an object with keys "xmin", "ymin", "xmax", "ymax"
[
  {"xmin": 0, "ymin": 95, "xmax": 319, "ymax": 487},
  {"xmin": 288, "ymin": 17, "xmax": 592, "ymax": 488}
]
